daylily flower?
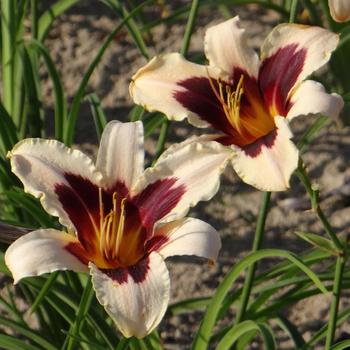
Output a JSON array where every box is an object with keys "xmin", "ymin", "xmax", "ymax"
[
  {"xmin": 130, "ymin": 17, "xmax": 344, "ymax": 191},
  {"xmin": 329, "ymin": 0, "xmax": 350, "ymax": 22},
  {"xmin": 5, "ymin": 121, "xmax": 229, "ymax": 338}
]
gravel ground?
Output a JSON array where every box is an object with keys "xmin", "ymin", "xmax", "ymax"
[{"xmin": 2, "ymin": 1, "xmax": 350, "ymax": 348}]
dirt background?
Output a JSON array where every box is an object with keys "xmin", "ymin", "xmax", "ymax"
[{"xmin": 3, "ymin": 0, "xmax": 350, "ymax": 348}]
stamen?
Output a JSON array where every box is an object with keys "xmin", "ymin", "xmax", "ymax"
[
  {"xmin": 98, "ymin": 190, "xmax": 128, "ymax": 262},
  {"xmin": 114, "ymin": 198, "xmax": 126, "ymax": 256},
  {"xmin": 98, "ymin": 188, "xmax": 104, "ymax": 235},
  {"xmin": 206, "ymin": 69, "xmax": 245, "ymax": 134}
]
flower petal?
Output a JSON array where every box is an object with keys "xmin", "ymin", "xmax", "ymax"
[
  {"xmin": 96, "ymin": 121, "xmax": 144, "ymax": 190},
  {"xmin": 148, "ymin": 217, "xmax": 221, "ymax": 261},
  {"xmin": 329, "ymin": 0, "xmax": 350, "ymax": 22},
  {"xmin": 232, "ymin": 116, "xmax": 298, "ymax": 191},
  {"xmin": 204, "ymin": 16, "xmax": 259, "ymax": 78},
  {"xmin": 132, "ymin": 139, "xmax": 232, "ymax": 225},
  {"xmin": 90, "ymin": 252, "xmax": 169, "ymax": 338},
  {"xmin": 5, "ymin": 229, "xmax": 88, "ymax": 284},
  {"xmin": 130, "ymin": 52, "xmax": 221, "ymax": 128},
  {"xmin": 8, "ymin": 139, "xmax": 102, "ymax": 230},
  {"xmin": 287, "ymin": 80, "xmax": 344, "ymax": 121},
  {"xmin": 259, "ymin": 24, "xmax": 339, "ymax": 116}
]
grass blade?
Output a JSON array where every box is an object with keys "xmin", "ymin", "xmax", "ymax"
[
  {"xmin": 1, "ymin": 0, "xmax": 15, "ymax": 115},
  {"xmin": 0, "ymin": 316, "xmax": 58, "ymax": 350},
  {"xmin": 102, "ymin": 0, "xmax": 149, "ymax": 59},
  {"xmin": 29, "ymin": 39, "xmax": 67, "ymax": 141},
  {"xmin": 216, "ymin": 320, "xmax": 276, "ymax": 350},
  {"xmin": 64, "ymin": 0, "xmax": 153, "ymax": 146},
  {"xmin": 38, "ymin": 0, "xmax": 81, "ymax": 41},
  {"xmin": 86, "ymin": 93, "xmax": 107, "ymax": 140},
  {"xmin": 192, "ymin": 249, "xmax": 327, "ymax": 350},
  {"xmin": 0, "ymin": 335, "xmax": 41, "ymax": 350}
]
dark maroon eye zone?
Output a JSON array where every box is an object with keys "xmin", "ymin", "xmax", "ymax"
[{"xmin": 57, "ymin": 173, "xmax": 185, "ymax": 268}]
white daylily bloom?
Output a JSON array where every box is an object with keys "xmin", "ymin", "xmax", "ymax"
[
  {"xmin": 5, "ymin": 121, "xmax": 228, "ymax": 338},
  {"xmin": 329, "ymin": 0, "xmax": 350, "ymax": 22},
  {"xmin": 130, "ymin": 17, "xmax": 344, "ymax": 191}
]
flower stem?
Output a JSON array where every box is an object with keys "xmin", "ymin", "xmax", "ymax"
[
  {"xmin": 65, "ymin": 277, "xmax": 94, "ymax": 350},
  {"xmin": 152, "ymin": 119, "xmax": 169, "ymax": 165},
  {"xmin": 289, "ymin": 0, "xmax": 299, "ymax": 23},
  {"xmin": 296, "ymin": 159, "xmax": 343, "ymax": 250},
  {"xmin": 325, "ymin": 256, "xmax": 346, "ymax": 349},
  {"xmin": 181, "ymin": 0, "xmax": 200, "ymax": 56},
  {"xmin": 235, "ymin": 191, "xmax": 271, "ymax": 323}
]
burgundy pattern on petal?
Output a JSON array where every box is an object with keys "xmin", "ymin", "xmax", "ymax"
[
  {"xmin": 259, "ymin": 44, "xmax": 307, "ymax": 116},
  {"xmin": 174, "ymin": 77, "xmax": 235, "ymax": 134},
  {"xmin": 243, "ymin": 129, "xmax": 277, "ymax": 158},
  {"xmin": 102, "ymin": 257, "xmax": 150, "ymax": 284},
  {"xmin": 132, "ymin": 178, "xmax": 185, "ymax": 231},
  {"xmin": 55, "ymin": 174, "xmax": 100, "ymax": 253}
]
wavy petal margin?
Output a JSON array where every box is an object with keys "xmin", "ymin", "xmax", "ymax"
[
  {"xmin": 153, "ymin": 217, "xmax": 221, "ymax": 261},
  {"xmin": 8, "ymin": 139, "xmax": 102, "ymax": 230},
  {"xmin": 90, "ymin": 252, "xmax": 169, "ymax": 338},
  {"xmin": 132, "ymin": 139, "xmax": 232, "ymax": 224},
  {"xmin": 232, "ymin": 117, "xmax": 298, "ymax": 191},
  {"xmin": 287, "ymin": 80, "xmax": 344, "ymax": 121},
  {"xmin": 5, "ymin": 229, "xmax": 88, "ymax": 284},
  {"xmin": 130, "ymin": 53, "xmax": 222, "ymax": 128},
  {"xmin": 96, "ymin": 121, "xmax": 144, "ymax": 190},
  {"xmin": 204, "ymin": 16, "xmax": 259, "ymax": 78}
]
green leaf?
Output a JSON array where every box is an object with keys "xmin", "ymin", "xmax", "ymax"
[
  {"xmin": 169, "ymin": 296, "xmax": 211, "ymax": 315},
  {"xmin": 295, "ymin": 231, "xmax": 340, "ymax": 255},
  {"xmin": 275, "ymin": 314, "xmax": 305, "ymax": 347},
  {"xmin": 20, "ymin": 44, "xmax": 43, "ymax": 138},
  {"xmin": 65, "ymin": 278, "xmax": 94, "ymax": 350},
  {"xmin": 86, "ymin": 93, "xmax": 107, "ymax": 140},
  {"xmin": 3, "ymin": 187, "xmax": 54, "ymax": 227},
  {"xmin": 128, "ymin": 105, "xmax": 145, "ymax": 122},
  {"xmin": 143, "ymin": 112, "xmax": 165, "ymax": 137},
  {"xmin": 0, "ymin": 335, "xmax": 41, "ymax": 350},
  {"xmin": 331, "ymin": 340, "xmax": 350, "ymax": 350},
  {"xmin": 1, "ymin": 0, "xmax": 16, "ymax": 115},
  {"xmin": 31, "ymin": 271, "xmax": 60, "ymax": 313},
  {"xmin": 297, "ymin": 115, "xmax": 329, "ymax": 152},
  {"xmin": 0, "ymin": 316, "xmax": 58, "ymax": 350},
  {"xmin": 302, "ymin": 307, "xmax": 350, "ymax": 348},
  {"xmin": 102, "ymin": 0, "xmax": 149, "ymax": 59},
  {"xmin": 216, "ymin": 320, "xmax": 276, "ymax": 350},
  {"xmin": 64, "ymin": 0, "xmax": 153, "ymax": 146},
  {"xmin": 26, "ymin": 278, "xmax": 117, "ymax": 349},
  {"xmin": 38, "ymin": 0, "xmax": 81, "ymax": 41},
  {"xmin": 192, "ymin": 249, "xmax": 327, "ymax": 350},
  {"xmin": 115, "ymin": 338, "xmax": 131, "ymax": 350},
  {"xmin": 29, "ymin": 40, "xmax": 67, "ymax": 141},
  {"xmin": 0, "ymin": 102, "xmax": 18, "ymax": 155}
]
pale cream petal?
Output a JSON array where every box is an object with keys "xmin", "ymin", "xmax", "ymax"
[
  {"xmin": 130, "ymin": 52, "xmax": 221, "ymax": 128},
  {"xmin": 8, "ymin": 139, "xmax": 102, "ymax": 230},
  {"xmin": 96, "ymin": 121, "xmax": 144, "ymax": 190},
  {"xmin": 90, "ymin": 252, "xmax": 169, "ymax": 338},
  {"xmin": 153, "ymin": 217, "xmax": 221, "ymax": 261},
  {"xmin": 260, "ymin": 24, "xmax": 339, "ymax": 96},
  {"xmin": 287, "ymin": 80, "xmax": 344, "ymax": 121},
  {"xmin": 232, "ymin": 116, "xmax": 298, "ymax": 191},
  {"xmin": 204, "ymin": 16, "xmax": 260, "ymax": 78},
  {"xmin": 329, "ymin": 0, "xmax": 350, "ymax": 22},
  {"xmin": 132, "ymin": 139, "xmax": 232, "ymax": 224},
  {"xmin": 5, "ymin": 229, "xmax": 88, "ymax": 284}
]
